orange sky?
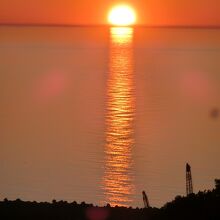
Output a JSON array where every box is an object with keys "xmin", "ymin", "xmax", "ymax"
[{"xmin": 0, "ymin": 0, "xmax": 219, "ymax": 26}]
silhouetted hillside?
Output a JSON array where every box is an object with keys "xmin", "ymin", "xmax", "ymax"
[
  {"xmin": 0, "ymin": 179, "xmax": 219, "ymax": 220},
  {"xmin": 160, "ymin": 179, "xmax": 220, "ymax": 220}
]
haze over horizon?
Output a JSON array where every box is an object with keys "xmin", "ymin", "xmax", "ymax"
[{"xmin": 0, "ymin": 0, "xmax": 219, "ymax": 26}]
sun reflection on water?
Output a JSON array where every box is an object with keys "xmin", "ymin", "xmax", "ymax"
[{"xmin": 102, "ymin": 27, "xmax": 136, "ymax": 207}]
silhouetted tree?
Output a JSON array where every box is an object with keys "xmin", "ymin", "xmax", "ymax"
[{"xmin": 215, "ymin": 179, "xmax": 220, "ymax": 190}]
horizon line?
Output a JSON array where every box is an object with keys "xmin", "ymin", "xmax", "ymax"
[{"xmin": 0, "ymin": 23, "xmax": 220, "ymax": 29}]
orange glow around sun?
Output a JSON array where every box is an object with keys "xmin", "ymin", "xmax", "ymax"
[{"xmin": 108, "ymin": 5, "xmax": 136, "ymax": 26}]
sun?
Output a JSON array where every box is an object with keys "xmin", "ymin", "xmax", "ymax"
[{"xmin": 108, "ymin": 5, "xmax": 136, "ymax": 26}]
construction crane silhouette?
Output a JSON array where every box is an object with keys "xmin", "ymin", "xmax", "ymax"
[
  {"xmin": 142, "ymin": 191, "xmax": 150, "ymax": 208},
  {"xmin": 186, "ymin": 163, "xmax": 193, "ymax": 196}
]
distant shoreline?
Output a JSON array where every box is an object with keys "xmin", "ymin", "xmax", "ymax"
[{"xmin": 0, "ymin": 23, "xmax": 220, "ymax": 29}]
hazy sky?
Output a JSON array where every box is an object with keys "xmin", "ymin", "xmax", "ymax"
[{"xmin": 0, "ymin": 0, "xmax": 219, "ymax": 26}]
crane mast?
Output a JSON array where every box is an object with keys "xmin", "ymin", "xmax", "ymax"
[
  {"xmin": 186, "ymin": 163, "xmax": 193, "ymax": 195},
  {"xmin": 142, "ymin": 191, "xmax": 150, "ymax": 208}
]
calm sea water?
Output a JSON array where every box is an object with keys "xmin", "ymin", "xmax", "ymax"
[{"xmin": 0, "ymin": 26, "xmax": 220, "ymax": 207}]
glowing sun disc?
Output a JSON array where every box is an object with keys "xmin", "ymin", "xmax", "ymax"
[{"xmin": 108, "ymin": 5, "xmax": 136, "ymax": 26}]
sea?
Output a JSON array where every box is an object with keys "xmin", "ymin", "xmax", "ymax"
[{"xmin": 0, "ymin": 26, "xmax": 220, "ymax": 208}]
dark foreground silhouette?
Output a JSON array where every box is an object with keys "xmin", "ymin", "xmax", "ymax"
[{"xmin": 1, "ymin": 179, "xmax": 219, "ymax": 220}]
